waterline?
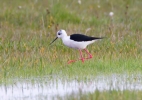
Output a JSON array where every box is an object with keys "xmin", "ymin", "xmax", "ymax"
[{"xmin": 0, "ymin": 74, "xmax": 142, "ymax": 100}]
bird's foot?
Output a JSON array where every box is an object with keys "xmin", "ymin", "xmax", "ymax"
[
  {"xmin": 68, "ymin": 60, "xmax": 77, "ymax": 64},
  {"xmin": 68, "ymin": 58, "xmax": 84, "ymax": 64},
  {"xmin": 80, "ymin": 58, "xmax": 84, "ymax": 63},
  {"xmin": 85, "ymin": 55, "xmax": 93, "ymax": 59}
]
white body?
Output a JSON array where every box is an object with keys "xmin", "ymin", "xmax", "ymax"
[{"xmin": 62, "ymin": 36, "xmax": 96, "ymax": 49}]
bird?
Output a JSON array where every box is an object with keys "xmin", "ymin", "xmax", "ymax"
[{"xmin": 49, "ymin": 29, "xmax": 103, "ymax": 64}]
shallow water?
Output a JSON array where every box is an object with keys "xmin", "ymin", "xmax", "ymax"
[{"xmin": 0, "ymin": 74, "xmax": 142, "ymax": 100}]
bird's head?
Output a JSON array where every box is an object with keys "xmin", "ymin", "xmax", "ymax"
[
  {"xmin": 57, "ymin": 29, "xmax": 67, "ymax": 38},
  {"xmin": 49, "ymin": 29, "xmax": 67, "ymax": 45}
]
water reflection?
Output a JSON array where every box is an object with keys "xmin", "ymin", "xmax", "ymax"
[{"xmin": 0, "ymin": 74, "xmax": 142, "ymax": 100}]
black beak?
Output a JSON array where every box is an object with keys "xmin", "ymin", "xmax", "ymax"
[{"xmin": 49, "ymin": 37, "xmax": 58, "ymax": 45}]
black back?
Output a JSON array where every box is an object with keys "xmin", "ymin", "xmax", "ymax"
[{"xmin": 70, "ymin": 34, "xmax": 103, "ymax": 42}]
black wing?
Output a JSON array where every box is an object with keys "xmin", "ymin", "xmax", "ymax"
[{"xmin": 70, "ymin": 34, "xmax": 103, "ymax": 42}]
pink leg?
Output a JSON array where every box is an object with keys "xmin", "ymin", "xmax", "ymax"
[
  {"xmin": 79, "ymin": 50, "xmax": 84, "ymax": 62},
  {"xmin": 84, "ymin": 49, "xmax": 93, "ymax": 59},
  {"xmin": 68, "ymin": 50, "xmax": 84, "ymax": 64}
]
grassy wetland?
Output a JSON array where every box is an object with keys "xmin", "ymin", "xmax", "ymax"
[{"xmin": 0, "ymin": 0, "xmax": 142, "ymax": 99}]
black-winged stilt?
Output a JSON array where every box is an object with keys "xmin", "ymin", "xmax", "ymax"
[{"xmin": 50, "ymin": 29, "xmax": 103, "ymax": 64}]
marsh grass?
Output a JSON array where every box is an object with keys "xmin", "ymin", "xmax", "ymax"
[{"xmin": 0, "ymin": 0, "xmax": 142, "ymax": 82}]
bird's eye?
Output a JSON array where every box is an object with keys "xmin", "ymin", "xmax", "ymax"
[{"xmin": 58, "ymin": 32, "xmax": 61, "ymax": 35}]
